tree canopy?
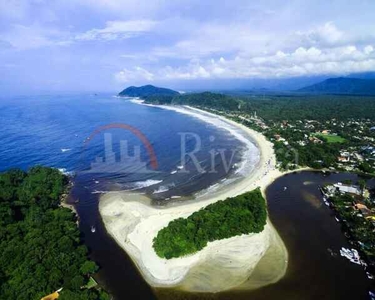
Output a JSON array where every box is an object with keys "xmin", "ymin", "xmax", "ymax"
[
  {"xmin": 0, "ymin": 166, "xmax": 109, "ymax": 300},
  {"xmin": 153, "ymin": 189, "xmax": 267, "ymax": 259}
]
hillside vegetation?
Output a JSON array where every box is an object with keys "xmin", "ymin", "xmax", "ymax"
[
  {"xmin": 153, "ymin": 189, "xmax": 267, "ymax": 259},
  {"xmin": 145, "ymin": 92, "xmax": 375, "ymax": 121},
  {"xmin": 298, "ymin": 77, "xmax": 375, "ymax": 95},
  {"xmin": 118, "ymin": 84, "xmax": 179, "ymax": 97},
  {"xmin": 0, "ymin": 166, "xmax": 109, "ymax": 300}
]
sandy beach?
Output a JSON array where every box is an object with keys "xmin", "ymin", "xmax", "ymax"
[{"xmin": 99, "ymin": 104, "xmax": 288, "ymax": 292}]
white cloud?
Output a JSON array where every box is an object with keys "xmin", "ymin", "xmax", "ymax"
[
  {"xmin": 313, "ymin": 22, "xmax": 344, "ymax": 45},
  {"xmin": 0, "ymin": 23, "xmax": 70, "ymax": 50},
  {"xmin": 160, "ymin": 63, "xmax": 210, "ymax": 80},
  {"xmin": 118, "ymin": 44, "xmax": 375, "ymax": 81},
  {"xmin": 75, "ymin": 20, "xmax": 157, "ymax": 41},
  {"xmin": 115, "ymin": 66, "xmax": 154, "ymax": 82},
  {"xmin": 364, "ymin": 45, "xmax": 374, "ymax": 55}
]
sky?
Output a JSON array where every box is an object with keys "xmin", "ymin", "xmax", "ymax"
[{"xmin": 1, "ymin": 0, "xmax": 375, "ymax": 94}]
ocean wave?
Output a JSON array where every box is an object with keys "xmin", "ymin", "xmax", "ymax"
[
  {"xmin": 195, "ymin": 177, "xmax": 238, "ymax": 198},
  {"xmin": 129, "ymin": 98, "xmax": 144, "ymax": 104},
  {"xmin": 131, "ymin": 179, "xmax": 163, "ymax": 190},
  {"xmin": 152, "ymin": 186, "xmax": 170, "ymax": 194},
  {"xmin": 153, "ymin": 182, "xmax": 176, "ymax": 194},
  {"xmin": 57, "ymin": 168, "xmax": 75, "ymax": 176},
  {"xmin": 131, "ymin": 100, "xmax": 259, "ymax": 176},
  {"xmin": 91, "ymin": 190, "xmax": 146, "ymax": 195}
]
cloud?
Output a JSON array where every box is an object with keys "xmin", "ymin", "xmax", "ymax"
[
  {"xmin": 0, "ymin": 19, "xmax": 157, "ymax": 50},
  {"xmin": 0, "ymin": 23, "xmax": 70, "ymax": 50},
  {"xmin": 75, "ymin": 20, "xmax": 157, "ymax": 41},
  {"xmin": 115, "ymin": 66, "xmax": 154, "ymax": 82},
  {"xmin": 116, "ymin": 44, "xmax": 375, "ymax": 81},
  {"xmin": 295, "ymin": 22, "xmax": 344, "ymax": 46},
  {"xmin": 160, "ymin": 62, "xmax": 211, "ymax": 79}
]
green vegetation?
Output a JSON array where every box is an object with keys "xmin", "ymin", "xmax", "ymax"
[
  {"xmin": 84, "ymin": 277, "xmax": 98, "ymax": 290},
  {"xmin": 153, "ymin": 189, "xmax": 267, "ymax": 259},
  {"xmin": 118, "ymin": 84, "xmax": 179, "ymax": 97},
  {"xmin": 145, "ymin": 91, "xmax": 375, "ymax": 174},
  {"xmin": 145, "ymin": 92, "xmax": 240, "ymax": 111},
  {"xmin": 330, "ymin": 193, "xmax": 375, "ymax": 263},
  {"xmin": 315, "ymin": 134, "xmax": 346, "ymax": 143},
  {"xmin": 0, "ymin": 166, "xmax": 109, "ymax": 300},
  {"xmin": 145, "ymin": 92, "xmax": 375, "ymax": 121},
  {"xmin": 298, "ymin": 77, "xmax": 375, "ymax": 95}
]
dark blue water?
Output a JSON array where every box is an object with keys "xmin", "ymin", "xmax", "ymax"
[
  {"xmin": 0, "ymin": 94, "xmax": 246, "ymax": 200},
  {"xmin": 0, "ymin": 93, "xmax": 252, "ymax": 299}
]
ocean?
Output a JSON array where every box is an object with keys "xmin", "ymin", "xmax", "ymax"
[
  {"xmin": 0, "ymin": 94, "xmax": 258, "ymax": 200},
  {"xmin": 0, "ymin": 93, "xmax": 261, "ymax": 299}
]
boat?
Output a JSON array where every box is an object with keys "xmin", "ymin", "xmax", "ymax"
[
  {"xmin": 91, "ymin": 226, "xmax": 96, "ymax": 233},
  {"xmin": 283, "ymin": 187, "xmax": 287, "ymax": 191},
  {"xmin": 339, "ymin": 247, "xmax": 362, "ymax": 265},
  {"xmin": 177, "ymin": 165, "xmax": 184, "ymax": 170}
]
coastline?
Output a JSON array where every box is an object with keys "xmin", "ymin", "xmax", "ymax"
[{"xmin": 99, "ymin": 102, "xmax": 289, "ymax": 292}]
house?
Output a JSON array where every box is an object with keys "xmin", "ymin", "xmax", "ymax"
[
  {"xmin": 309, "ymin": 136, "xmax": 323, "ymax": 144},
  {"xmin": 353, "ymin": 153, "xmax": 364, "ymax": 162},
  {"xmin": 333, "ymin": 183, "xmax": 361, "ymax": 196},
  {"xmin": 274, "ymin": 134, "xmax": 286, "ymax": 142},
  {"xmin": 354, "ymin": 203, "xmax": 373, "ymax": 217},
  {"xmin": 338, "ymin": 156, "xmax": 350, "ymax": 162},
  {"xmin": 321, "ymin": 130, "xmax": 331, "ymax": 135},
  {"xmin": 338, "ymin": 151, "xmax": 350, "ymax": 162}
]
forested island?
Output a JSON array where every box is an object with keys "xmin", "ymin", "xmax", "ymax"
[
  {"xmin": 118, "ymin": 84, "xmax": 179, "ymax": 97},
  {"xmin": 0, "ymin": 167, "xmax": 109, "ymax": 300},
  {"xmin": 153, "ymin": 189, "xmax": 267, "ymax": 259}
]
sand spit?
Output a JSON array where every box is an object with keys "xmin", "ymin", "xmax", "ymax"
[{"xmin": 99, "ymin": 105, "xmax": 288, "ymax": 292}]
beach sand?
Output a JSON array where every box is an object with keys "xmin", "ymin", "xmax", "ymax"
[{"xmin": 99, "ymin": 105, "xmax": 288, "ymax": 292}]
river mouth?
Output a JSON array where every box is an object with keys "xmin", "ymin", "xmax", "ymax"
[{"xmin": 71, "ymin": 171, "xmax": 374, "ymax": 300}]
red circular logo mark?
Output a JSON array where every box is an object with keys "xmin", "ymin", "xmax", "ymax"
[{"xmin": 82, "ymin": 123, "xmax": 158, "ymax": 170}]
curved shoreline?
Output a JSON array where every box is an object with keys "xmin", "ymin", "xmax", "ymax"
[{"xmin": 99, "ymin": 104, "xmax": 288, "ymax": 292}]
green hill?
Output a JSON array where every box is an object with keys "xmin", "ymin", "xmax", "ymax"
[
  {"xmin": 298, "ymin": 77, "xmax": 375, "ymax": 95},
  {"xmin": 118, "ymin": 85, "xmax": 179, "ymax": 97}
]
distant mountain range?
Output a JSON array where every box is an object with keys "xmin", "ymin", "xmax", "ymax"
[
  {"xmin": 118, "ymin": 85, "xmax": 179, "ymax": 97},
  {"xmin": 298, "ymin": 77, "xmax": 375, "ymax": 95}
]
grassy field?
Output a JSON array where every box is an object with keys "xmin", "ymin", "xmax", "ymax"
[{"xmin": 316, "ymin": 134, "xmax": 346, "ymax": 143}]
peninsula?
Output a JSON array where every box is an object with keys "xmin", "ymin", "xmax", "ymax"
[{"xmin": 99, "ymin": 102, "xmax": 288, "ymax": 292}]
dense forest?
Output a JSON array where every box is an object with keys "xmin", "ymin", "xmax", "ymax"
[
  {"xmin": 118, "ymin": 84, "xmax": 179, "ymax": 97},
  {"xmin": 0, "ymin": 167, "xmax": 109, "ymax": 300},
  {"xmin": 298, "ymin": 77, "xmax": 375, "ymax": 95},
  {"xmin": 153, "ymin": 189, "xmax": 267, "ymax": 259},
  {"xmin": 144, "ymin": 92, "xmax": 375, "ymax": 121}
]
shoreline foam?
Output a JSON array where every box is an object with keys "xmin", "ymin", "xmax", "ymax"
[{"xmin": 99, "ymin": 104, "xmax": 288, "ymax": 292}]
